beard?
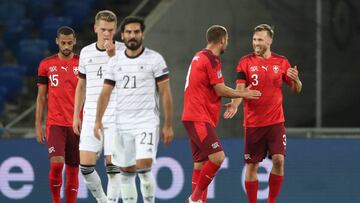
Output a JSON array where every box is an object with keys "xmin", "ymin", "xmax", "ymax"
[
  {"xmin": 125, "ymin": 39, "xmax": 142, "ymax": 51},
  {"xmin": 254, "ymin": 46, "xmax": 266, "ymax": 56},
  {"xmin": 61, "ymin": 49, "xmax": 72, "ymax": 57}
]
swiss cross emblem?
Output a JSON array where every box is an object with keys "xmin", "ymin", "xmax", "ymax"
[
  {"xmin": 73, "ymin": 66, "xmax": 79, "ymax": 75},
  {"xmin": 273, "ymin": 65, "xmax": 279, "ymax": 73}
]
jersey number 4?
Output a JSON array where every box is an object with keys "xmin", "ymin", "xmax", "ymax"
[{"xmin": 97, "ymin": 66, "xmax": 103, "ymax": 78}]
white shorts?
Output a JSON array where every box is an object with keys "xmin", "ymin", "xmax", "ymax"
[
  {"xmin": 112, "ymin": 126, "xmax": 159, "ymax": 167},
  {"xmin": 79, "ymin": 122, "xmax": 116, "ymax": 156}
]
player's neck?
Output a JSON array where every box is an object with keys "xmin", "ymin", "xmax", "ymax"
[
  {"xmin": 58, "ymin": 53, "xmax": 73, "ymax": 60},
  {"xmin": 125, "ymin": 46, "xmax": 144, "ymax": 58},
  {"xmin": 205, "ymin": 44, "xmax": 221, "ymax": 56},
  {"xmin": 258, "ymin": 50, "xmax": 271, "ymax": 59}
]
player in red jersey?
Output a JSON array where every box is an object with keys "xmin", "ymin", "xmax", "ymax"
[
  {"xmin": 182, "ymin": 25, "xmax": 261, "ymax": 203},
  {"xmin": 35, "ymin": 26, "xmax": 80, "ymax": 203},
  {"xmin": 224, "ymin": 24, "xmax": 302, "ymax": 203}
]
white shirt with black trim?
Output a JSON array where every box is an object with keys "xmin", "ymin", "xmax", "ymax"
[
  {"xmin": 78, "ymin": 41, "xmax": 125, "ymax": 125},
  {"xmin": 104, "ymin": 48, "xmax": 169, "ymax": 130}
]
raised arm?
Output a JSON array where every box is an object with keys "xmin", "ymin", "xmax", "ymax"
[
  {"xmin": 286, "ymin": 66, "xmax": 302, "ymax": 94},
  {"xmin": 223, "ymin": 83, "xmax": 246, "ymax": 119},
  {"xmin": 213, "ymin": 83, "xmax": 261, "ymax": 99},
  {"xmin": 157, "ymin": 79, "xmax": 174, "ymax": 147}
]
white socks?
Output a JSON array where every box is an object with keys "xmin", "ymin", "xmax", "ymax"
[
  {"xmin": 119, "ymin": 171, "xmax": 138, "ymax": 203},
  {"xmin": 138, "ymin": 169, "xmax": 155, "ymax": 203},
  {"xmin": 80, "ymin": 165, "xmax": 107, "ymax": 203}
]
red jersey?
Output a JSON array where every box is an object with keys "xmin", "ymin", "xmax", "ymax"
[
  {"xmin": 236, "ymin": 52, "xmax": 293, "ymax": 127},
  {"xmin": 182, "ymin": 49, "xmax": 224, "ymax": 127},
  {"xmin": 37, "ymin": 54, "xmax": 79, "ymax": 127}
]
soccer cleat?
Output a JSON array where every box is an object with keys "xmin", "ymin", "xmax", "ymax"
[{"xmin": 186, "ymin": 196, "xmax": 203, "ymax": 203}]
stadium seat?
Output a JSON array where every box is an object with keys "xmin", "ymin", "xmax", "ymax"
[
  {"xmin": 17, "ymin": 39, "xmax": 48, "ymax": 76},
  {"xmin": 27, "ymin": 0, "xmax": 55, "ymax": 24},
  {"xmin": 0, "ymin": 64, "xmax": 26, "ymax": 77},
  {"xmin": 4, "ymin": 19, "xmax": 31, "ymax": 53},
  {"xmin": 41, "ymin": 16, "xmax": 72, "ymax": 53},
  {"xmin": 0, "ymin": 73, "xmax": 23, "ymax": 100},
  {"xmin": 0, "ymin": 1, "xmax": 26, "ymax": 23},
  {"xmin": 64, "ymin": 2, "xmax": 90, "ymax": 29}
]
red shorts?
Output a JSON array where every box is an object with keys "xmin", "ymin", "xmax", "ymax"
[
  {"xmin": 46, "ymin": 125, "xmax": 80, "ymax": 166},
  {"xmin": 244, "ymin": 123, "xmax": 286, "ymax": 163},
  {"xmin": 182, "ymin": 121, "xmax": 224, "ymax": 162}
]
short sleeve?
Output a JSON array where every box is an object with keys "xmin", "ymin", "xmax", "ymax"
[
  {"xmin": 104, "ymin": 56, "xmax": 116, "ymax": 82},
  {"xmin": 236, "ymin": 59, "xmax": 247, "ymax": 84},
  {"xmin": 36, "ymin": 60, "xmax": 48, "ymax": 86},
  {"xmin": 153, "ymin": 53, "xmax": 169, "ymax": 78},
  {"xmin": 78, "ymin": 48, "xmax": 86, "ymax": 75},
  {"xmin": 206, "ymin": 59, "xmax": 224, "ymax": 85}
]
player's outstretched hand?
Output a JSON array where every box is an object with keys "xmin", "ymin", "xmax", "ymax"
[
  {"xmin": 94, "ymin": 121, "xmax": 103, "ymax": 141},
  {"xmin": 223, "ymin": 102, "xmax": 238, "ymax": 119},
  {"xmin": 36, "ymin": 125, "xmax": 45, "ymax": 144},
  {"xmin": 104, "ymin": 40, "xmax": 115, "ymax": 57},
  {"xmin": 162, "ymin": 126, "xmax": 174, "ymax": 148},
  {"xmin": 73, "ymin": 117, "xmax": 82, "ymax": 135},
  {"xmin": 244, "ymin": 85, "xmax": 261, "ymax": 99},
  {"xmin": 287, "ymin": 66, "xmax": 300, "ymax": 82}
]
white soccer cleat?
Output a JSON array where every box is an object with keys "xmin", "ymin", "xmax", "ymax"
[{"xmin": 186, "ymin": 196, "xmax": 203, "ymax": 203}]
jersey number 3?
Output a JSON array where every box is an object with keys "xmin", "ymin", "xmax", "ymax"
[{"xmin": 251, "ymin": 74, "xmax": 259, "ymax": 86}]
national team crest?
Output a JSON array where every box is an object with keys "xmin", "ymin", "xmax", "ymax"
[
  {"xmin": 250, "ymin": 66, "xmax": 258, "ymax": 72},
  {"xmin": 73, "ymin": 66, "xmax": 79, "ymax": 75},
  {"xmin": 273, "ymin": 65, "xmax": 279, "ymax": 73}
]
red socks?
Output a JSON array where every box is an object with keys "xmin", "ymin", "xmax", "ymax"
[
  {"xmin": 191, "ymin": 161, "xmax": 220, "ymax": 201},
  {"xmin": 245, "ymin": 180, "xmax": 258, "ymax": 203},
  {"xmin": 192, "ymin": 169, "xmax": 208, "ymax": 203},
  {"xmin": 49, "ymin": 163, "xmax": 64, "ymax": 203},
  {"xmin": 268, "ymin": 173, "xmax": 284, "ymax": 203},
  {"xmin": 65, "ymin": 165, "xmax": 79, "ymax": 203}
]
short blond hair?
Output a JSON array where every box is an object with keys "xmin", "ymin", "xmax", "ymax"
[
  {"xmin": 254, "ymin": 24, "xmax": 274, "ymax": 39},
  {"xmin": 95, "ymin": 10, "xmax": 117, "ymax": 25}
]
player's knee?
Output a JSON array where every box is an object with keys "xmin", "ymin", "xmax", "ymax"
[
  {"xmin": 80, "ymin": 164, "xmax": 95, "ymax": 176},
  {"xmin": 137, "ymin": 168, "xmax": 153, "ymax": 183},
  {"xmin": 209, "ymin": 151, "xmax": 225, "ymax": 165},
  {"xmin": 272, "ymin": 156, "xmax": 284, "ymax": 169},
  {"xmin": 106, "ymin": 164, "xmax": 121, "ymax": 175},
  {"xmin": 119, "ymin": 170, "xmax": 136, "ymax": 184}
]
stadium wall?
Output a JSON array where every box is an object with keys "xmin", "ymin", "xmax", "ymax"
[{"xmin": 0, "ymin": 138, "xmax": 359, "ymax": 202}]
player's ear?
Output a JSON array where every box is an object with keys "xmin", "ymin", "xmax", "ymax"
[
  {"xmin": 73, "ymin": 37, "xmax": 77, "ymax": 45},
  {"xmin": 55, "ymin": 37, "xmax": 59, "ymax": 45},
  {"xmin": 121, "ymin": 32, "xmax": 124, "ymax": 41}
]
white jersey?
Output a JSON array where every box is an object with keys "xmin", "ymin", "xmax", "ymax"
[
  {"xmin": 105, "ymin": 48, "xmax": 169, "ymax": 130},
  {"xmin": 79, "ymin": 41, "xmax": 125, "ymax": 125}
]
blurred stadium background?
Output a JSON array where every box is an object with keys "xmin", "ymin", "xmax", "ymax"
[{"xmin": 0, "ymin": 0, "xmax": 359, "ymax": 202}]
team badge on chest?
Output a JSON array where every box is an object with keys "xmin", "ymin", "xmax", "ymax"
[{"xmin": 273, "ymin": 65, "xmax": 279, "ymax": 74}]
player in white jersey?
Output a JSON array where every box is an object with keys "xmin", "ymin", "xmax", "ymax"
[
  {"xmin": 73, "ymin": 10, "xmax": 124, "ymax": 203},
  {"xmin": 94, "ymin": 16, "xmax": 174, "ymax": 203}
]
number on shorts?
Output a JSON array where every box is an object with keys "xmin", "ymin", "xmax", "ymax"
[
  {"xmin": 283, "ymin": 134, "xmax": 287, "ymax": 146},
  {"xmin": 140, "ymin": 132, "xmax": 153, "ymax": 145}
]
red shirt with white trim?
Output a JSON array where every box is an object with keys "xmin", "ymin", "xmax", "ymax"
[
  {"xmin": 182, "ymin": 49, "xmax": 224, "ymax": 127},
  {"xmin": 37, "ymin": 54, "xmax": 79, "ymax": 126},
  {"xmin": 236, "ymin": 52, "xmax": 293, "ymax": 127}
]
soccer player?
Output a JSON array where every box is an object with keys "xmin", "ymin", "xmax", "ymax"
[
  {"xmin": 182, "ymin": 25, "xmax": 262, "ymax": 203},
  {"xmin": 35, "ymin": 26, "xmax": 79, "ymax": 203},
  {"xmin": 94, "ymin": 16, "xmax": 174, "ymax": 203},
  {"xmin": 224, "ymin": 24, "xmax": 302, "ymax": 203},
  {"xmin": 72, "ymin": 10, "xmax": 125, "ymax": 203}
]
